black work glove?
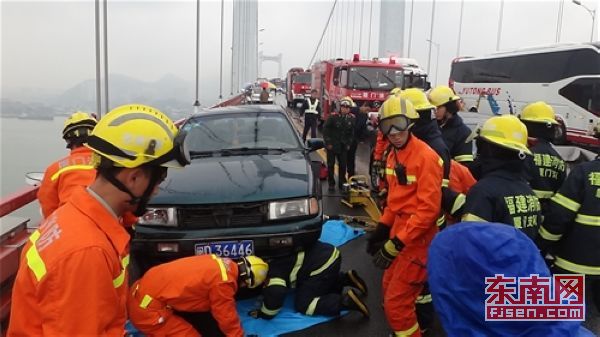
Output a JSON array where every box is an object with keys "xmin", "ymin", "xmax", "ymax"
[
  {"xmin": 373, "ymin": 237, "xmax": 404, "ymax": 269},
  {"xmin": 366, "ymin": 223, "xmax": 391, "ymax": 255}
]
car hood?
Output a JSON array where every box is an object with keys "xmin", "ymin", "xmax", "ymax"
[{"xmin": 151, "ymin": 152, "xmax": 311, "ymax": 204}]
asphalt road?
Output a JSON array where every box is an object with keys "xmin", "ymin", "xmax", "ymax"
[{"xmin": 276, "ymin": 94, "xmax": 600, "ymax": 337}]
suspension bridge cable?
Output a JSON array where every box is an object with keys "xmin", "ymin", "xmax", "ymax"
[
  {"xmin": 351, "ymin": 0, "xmax": 356, "ymax": 54},
  {"xmin": 367, "ymin": 0, "xmax": 373, "ymax": 58},
  {"xmin": 359, "ymin": 0, "xmax": 364, "ymax": 55},
  {"xmin": 308, "ymin": 0, "xmax": 338, "ymax": 68}
]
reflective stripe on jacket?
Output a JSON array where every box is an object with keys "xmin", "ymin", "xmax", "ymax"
[
  {"xmin": 304, "ymin": 98, "xmax": 320, "ymax": 114},
  {"xmin": 440, "ymin": 114, "xmax": 473, "ymax": 164},
  {"xmin": 8, "ymin": 187, "xmax": 130, "ymax": 336},
  {"xmin": 127, "ymin": 254, "xmax": 243, "ymax": 337},
  {"xmin": 259, "ymin": 242, "xmax": 340, "ymax": 318},
  {"xmin": 525, "ymin": 139, "xmax": 566, "ymax": 201},
  {"xmin": 538, "ymin": 159, "xmax": 600, "ymax": 275},
  {"xmin": 462, "ymin": 168, "xmax": 542, "ymax": 240},
  {"xmin": 37, "ymin": 147, "xmax": 96, "ymax": 218},
  {"xmin": 380, "ymin": 135, "xmax": 443, "ymax": 247}
]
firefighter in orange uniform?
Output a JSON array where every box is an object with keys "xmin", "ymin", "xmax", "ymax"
[
  {"xmin": 128, "ymin": 255, "xmax": 268, "ymax": 337},
  {"xmin": 37, "ymin": 111, "xmax": 97, "ymax": 218},
  {"xmin": 367, "ymin": 96, "xmax": 443, "ymax": 337},
  {"xmin": 8, "ymin": 104, "xmax": 189, "ymax": 336}
]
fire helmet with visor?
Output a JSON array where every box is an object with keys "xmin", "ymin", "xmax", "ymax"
[{"xmin": 378, "ymin": 96, "xmax": 419, "ymax": 136}]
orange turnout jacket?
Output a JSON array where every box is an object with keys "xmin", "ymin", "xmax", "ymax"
[
  {"xmin": 380, "ymin": 135, "xmax": 443, "ymax": 247},
  {"xmin": 449, "ymin": 160, "xmax": 476, "ymax": 193},
  {"xmin": 38, "ymin": 146, "xmax": 96, "ymax": 218},
  {"xmin": 8, "ymin": 187, "xmax": 130, "ymax": 336},
  {"xmin": 128, "ymin": 255, "xmax": 243, "ymax": 337}
]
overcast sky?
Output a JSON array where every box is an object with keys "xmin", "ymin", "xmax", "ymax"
[{"xmin": 1, "ymin": 0, "xmax": 599, "ymax": 105}]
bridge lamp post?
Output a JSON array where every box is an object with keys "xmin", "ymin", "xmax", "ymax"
[
  {"xmin": 426, "ymin": 39, "xmax": 440, "ymax": 86},
  {"xmin": 572, "ymin": 0, "xmax": 596, "ymax": 42}
]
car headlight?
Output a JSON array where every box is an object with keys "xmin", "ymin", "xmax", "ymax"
[
  {"xmin": 268, "ymin": 198, "xmax": 319, "ymax": 220},
  {"xmin": 138, "ymin": 208, "xmax": 177, "ymax": 226}
]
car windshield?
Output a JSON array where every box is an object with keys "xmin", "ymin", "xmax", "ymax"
[
  {"xmin": 294, "ymin": 73, "xmax": 311, "ymax": 84},
  {"xmin": 182, "ymin": 112, "xmax": 301, "ymax": 152},
  {"xmin": 348, "ymin": 66, "xmax": 402, "ymax": 90}
]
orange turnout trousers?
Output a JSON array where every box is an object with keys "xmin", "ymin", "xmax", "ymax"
[
  {"xmin": 38, "ymin": 146, "xmax": 96, "ymax": 218},
  {"xmin": 8, "ymin": 187, "xmax": 131, "ymax": 336},
  {"xmin": 380, "ymin": 136, "xmax": 442, "ymax": 337},
  {"xmin": 128, "ymin": 255, "xmax": 243, "ymax": 337}
]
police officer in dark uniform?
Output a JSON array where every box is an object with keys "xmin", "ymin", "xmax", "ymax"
[
  {"xmin": 323, "ymin": 97, "xmax": 355, "ymax": 191},
  {"xmin": 248, "ymin": 241, "xmax": 369, "ymax": 319},
  {"xmin": 301, "ymin": 89, "xmax": 321, "ymax": 142},
  {"xmin": 462, "ymin": 115, "xmax": 542, "ymax": 240},
  {"xmin": 428, "ymin": 86, "xmax": 474, "ymax": 169},
  {"xmin": 520, "ymin": 101, "xmax": 566, "ymax": 212},
  {"xmin": 537, "ymin": 121, "xmax": 600, "ymax": 312}
]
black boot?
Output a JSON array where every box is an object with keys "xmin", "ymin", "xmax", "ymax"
[
  {"xmin": 341, "ymin": 289, "xmax": 369, "ymax": 317},
  {"xmin": 341, "ymin": 270, "xmax": 368, "ymax": 295}
]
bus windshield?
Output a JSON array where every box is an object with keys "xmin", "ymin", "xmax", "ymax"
[
  {"xmin": 348, "ymin": 67, "xmax": 402, "ymax": 91},
  {"xmin": 294, "ymin": 73, "xmax": 311, "ymax": 84}
]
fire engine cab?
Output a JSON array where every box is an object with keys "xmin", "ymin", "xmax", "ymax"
[
  {"xmin": 310, "ymin": 54, "xmax": 430, "ymax": 120},
  {"xmin": 286, "ymin": 67, "xmax": 312, "ymax": 108}
]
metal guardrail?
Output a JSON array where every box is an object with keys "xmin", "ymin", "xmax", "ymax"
[{"xmin": 0, "ymin": 185, "xmax": 39, "ymax": 331}]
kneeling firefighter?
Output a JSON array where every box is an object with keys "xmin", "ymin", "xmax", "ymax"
[
  {"xmin": 249, "ymin": 241, "xmax": 369, "ymax": 319},
  {"xmin": 128, "ymin": 255, "xmax": 268, "ymax": 337}
]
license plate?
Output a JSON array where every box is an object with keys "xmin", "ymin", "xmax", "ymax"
[{"xmin": 195, "ymin": 240, "xmax": 254, "ymax": 258}]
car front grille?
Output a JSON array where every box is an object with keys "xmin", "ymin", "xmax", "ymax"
[{"xmin": 179, "ymin": 203, "xmax": 266, "ymax": 229}]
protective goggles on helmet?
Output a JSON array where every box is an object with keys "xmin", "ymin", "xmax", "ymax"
[
  {"xmin": 340, "ymin": 101, "xmax": 352, "ymax": 108},
  {"xmin": 379, "ymin": 115, "xmax": 415, "ymax": 135}
]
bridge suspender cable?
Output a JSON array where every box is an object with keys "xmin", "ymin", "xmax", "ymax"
[{"xmin": 308, "ymin": 0, "xmax": 338, "ymax": 68}]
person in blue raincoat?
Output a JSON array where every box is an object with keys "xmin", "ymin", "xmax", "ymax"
[{"xmin": 427, "ymin": 221, "xmax": 595, "ymax": 337}]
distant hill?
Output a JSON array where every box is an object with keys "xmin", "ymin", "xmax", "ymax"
[{"xmin": 2, "ymin": 73, "xmax": 223, "ymax": 119}]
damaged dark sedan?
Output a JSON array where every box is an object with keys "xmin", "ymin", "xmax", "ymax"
[{"xmin": 131, "ymin": 105, "xmax": 325, "ymax": 274}]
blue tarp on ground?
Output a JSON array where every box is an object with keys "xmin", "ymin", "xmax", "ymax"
[{"xmin": 126, "ymin": 220, "xmax": 364, "ymax": 337}]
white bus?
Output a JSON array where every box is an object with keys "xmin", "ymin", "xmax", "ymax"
[{"xmin": 449, "ymin": 42, "xmax": 600, "ymax": 148}]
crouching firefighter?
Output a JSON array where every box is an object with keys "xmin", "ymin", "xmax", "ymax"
[
  {"xmin": 366, "ymin": 96, "xmax": 443, "ymax": 337},
  {"xmin": 128, "ymin": 255, "xmax": 268, "ymax": 337},
  {"xmin": 249, "ymin": 241, "xmax": 369, "ymax": 319}
]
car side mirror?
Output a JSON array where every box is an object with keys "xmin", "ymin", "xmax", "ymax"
[
  {"xmin": 333, "ymin": 78, "xmax": 339, "ymax": 86},
  {"xmin": 305, "ymin": 138, "xmax": 324, "ymax": 152}
]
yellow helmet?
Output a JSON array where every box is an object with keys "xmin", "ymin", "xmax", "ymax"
[
  {"xmin": 62, "ymin": 111, "xmax": 97, "ymax": 140},
  {"xmin": 239, "ymin": 256, "xmax": 269, "ymax": 288},
  {"xmin": 400, "ymin": 88, "xmax": 435, "ymax": 111},
  {"xmin": 519, "ymin": 101, "xmax": 558, "ymax": 125},
  {"xmin": 340, "ymin": 96, "xmax": 356, "ymax": 107},
  {"xmin": 389, "ymin": 87, "xmax": 402, "ymax": 96},
  {"xmin": 86, "ymin": 104, "xmax": 190, "ymax": 168},
  {"xmin": 379, "ymin": 96, "xmax": 419, "ymax": 135},
  {"xmin": 478, "ymin": 115, "xmax": 532, "ymax": 155},
  {"xmin": 428, "ymin": 85, "xmax": 460, "ymax": 107}
]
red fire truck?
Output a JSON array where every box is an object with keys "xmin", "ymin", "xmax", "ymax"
[
  {"xmin": 286, "ymin": 67, "xmax": 312, "ymax": 108},
  {"xmin": 310, "ymin": 54, "xmax": 430, "ymax": 120}
]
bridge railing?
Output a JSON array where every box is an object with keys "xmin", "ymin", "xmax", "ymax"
[{"xmin": 0, "ymin": 185, "xmax": 40, "ymax": 332}]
